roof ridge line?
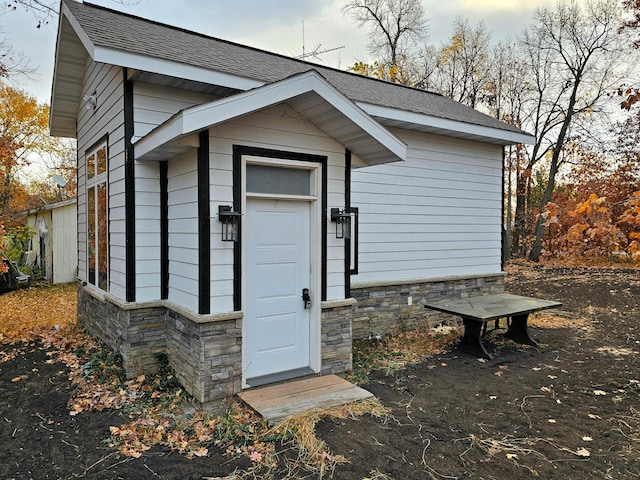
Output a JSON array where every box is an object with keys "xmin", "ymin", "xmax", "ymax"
[{"xmin": 75, "ymin": 0, "xmax": 444, "ymax": 98}]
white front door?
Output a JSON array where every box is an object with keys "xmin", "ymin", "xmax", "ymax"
[{"xmin": 245, "ymin": 198, "xmax": 311, "ymax": 382}]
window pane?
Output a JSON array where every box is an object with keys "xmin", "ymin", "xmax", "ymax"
[
  {"xmin": 97, "ymin": 146, "xmax": 107, "ymax": 176},
  {"xmin": 246, "ymin": 164, "xmax": 311, "ymax": 196},
  {"xmin": 87, "ymin": 154, "xmax": 95, "ymax": 180},
  {"xmin": 87, "ymin": 187, "xmax": 96, "ymax": 286},
  {"xmin": 97, "ymin": 182, "xmax": 108, "ymax": 292}
]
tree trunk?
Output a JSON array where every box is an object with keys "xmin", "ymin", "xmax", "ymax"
[
  {"xmin": 528, "ymin": 158, "xmax": 560, "ymax": 261},
  {"xmin": 529, "ymin": 82, "xmax": 580, "ymax": 261},
  {"xmin": 504, "ymin": 146, "xmax": 514, "ymax": 262},
  {"xmin": 511, "ymin": 171, "xmax": 529, "ymax": 256}
]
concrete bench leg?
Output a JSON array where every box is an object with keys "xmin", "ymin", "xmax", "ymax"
[
  {"xmin": 504, "ymin": 313, "xmax": 538, "ymax": 347},
  {"xmin": 460, "ymin": 318, "xmax": 493, "ymax": 360}
]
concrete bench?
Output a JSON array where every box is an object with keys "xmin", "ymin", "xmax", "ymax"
[{"xmin": 425, "ymin": 293, "xmax": 562, "ymax": 360}]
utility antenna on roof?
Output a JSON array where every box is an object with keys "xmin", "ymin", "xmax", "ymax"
[{"xmin": 295, "ymin": 20, "xmax": 344, "ymax": 62}]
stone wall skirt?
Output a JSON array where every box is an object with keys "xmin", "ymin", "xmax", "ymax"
[
  {"xmin": 351, "ymin": 274, "xmax": 505, "ymax": 339},
  {"xmin": 76, "ymin": 273, "xmax": 503, "ymax": 407}
]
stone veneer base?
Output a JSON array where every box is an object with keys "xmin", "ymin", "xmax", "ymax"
[
  {"xmin": 77, "ymin": 273, "xmax": 503, "ymax": 407},
  {"xmin": 351, "ymin": 273, "xmax": 505, "ymax": 339}
]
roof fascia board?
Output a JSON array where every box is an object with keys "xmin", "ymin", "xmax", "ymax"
[
  {"xmin": 61, "ymin": 1, "xmax": 96, "ymax": 58},
  {"xmin": 93, "ymin": 46, "xmax": 264, "ymax": 91},
  {"xmin": 135, "ymin": 71, "xmax": 406, "ymax": 161},
  {"xmin": 359, "ymin": 102, "xmax": 536, "ymax": 145}
]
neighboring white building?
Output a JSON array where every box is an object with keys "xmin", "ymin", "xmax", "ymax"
[
  {"xmin": 25, "ymin": 199, "xmax": 78, "ymax": 284},
  {"xmin": 49, "ymin": 0, "xmax": 534, "ymax": 407}
]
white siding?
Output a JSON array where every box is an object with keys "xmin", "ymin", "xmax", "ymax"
[
  {"xmin": 135, "ymin": 161, "xmax": 161, "ymax": 302},
  {"xmin": 167, "ymin": 154, "xmax": 199, "ymax": 312},
  {"xmin": 132, "ymin": 84, "xmax": 219, "ymax": 302},
  {"xmin": 133, "ymin": 83, "xmax": 217, "ymax": 139},
  {"xmin": 76, "ymin": 62, "xmax": 126, "ymax": 299},
  {"xmin": 351, "ymin": 130, "xmax": 503, "ymax": 284}
]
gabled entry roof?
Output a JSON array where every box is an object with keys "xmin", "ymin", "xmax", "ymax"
[
  {"xmin": 135, "ymin": 70, "xmax": 406, "ymax": 165},
  {"xmin": 51, "ymin": 0, "xmax": 535, "ymax": 146}
]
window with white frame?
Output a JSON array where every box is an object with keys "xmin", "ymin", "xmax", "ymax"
[{"xmin": 86, "ymin": 142, "xmax": 108, "ymax": 291}]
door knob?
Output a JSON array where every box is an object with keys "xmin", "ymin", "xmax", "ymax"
[{"xmin": 302, "ymin": 288, "xmax": 311, "ymax": 309}]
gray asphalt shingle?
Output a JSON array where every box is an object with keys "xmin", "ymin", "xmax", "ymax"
[{"xmin": 65, "ymin": 0, "xmax": 526, "ymax": 136}]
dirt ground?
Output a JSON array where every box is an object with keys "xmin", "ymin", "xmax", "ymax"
[{"xmin": 1, "ymin": 265, "xmax": 639, "ymax": 479}]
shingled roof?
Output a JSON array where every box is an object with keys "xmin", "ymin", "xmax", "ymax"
[{"xmin": 53, "ymin": 0, "xmax": 532, "ymax": 144}]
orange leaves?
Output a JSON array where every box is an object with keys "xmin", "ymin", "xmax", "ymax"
[
  {"xmin": 544, "ymin": 190, "xmax": 640, "ymax": 263},
  {"xmin": 0, "ymin": 284, "xmax": 77, "ymax": 340}
]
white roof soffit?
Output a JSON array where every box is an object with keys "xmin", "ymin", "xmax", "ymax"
[
  {"xmin": 134, "ymin": 70, "xmax": 407, "ymax": 165},
  {"xmin": 359, "ymin": 103, "xmax": 536, "ymax": 146},
  {"xmin": 50, "ymin": 4, "xmax": 90, "ymax": 138}
]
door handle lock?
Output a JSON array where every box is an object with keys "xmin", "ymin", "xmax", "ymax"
[{"xmin": 302, "ymin": 288, "xmax": 311, "ymax": 309}]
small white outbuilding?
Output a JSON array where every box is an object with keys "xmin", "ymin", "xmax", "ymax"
[{"xmin": 25, "ymin": 199, "xmax": 78, "ymax": 284}]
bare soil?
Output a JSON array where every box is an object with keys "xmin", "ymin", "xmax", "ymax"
[{"xmin": 1, "ymin": 265, "xmax": 639, "ymax": 479}]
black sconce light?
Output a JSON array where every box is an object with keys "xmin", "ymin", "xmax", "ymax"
[
  {"xmin": 218, "ymin": 205, "xmax": 241, "ymax": 242},
  {"xmin": 330, "ymin": 208, "xmax": 351, "ymax": 240}
]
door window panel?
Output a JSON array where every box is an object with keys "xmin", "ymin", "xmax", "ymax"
[{"xmin": 246, "ymin": 164, "xmax": 311, "ymax": 196}]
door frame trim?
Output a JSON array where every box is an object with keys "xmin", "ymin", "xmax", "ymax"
[
  {"xmin": 232, "ymin": 146, "xmax": 328, "ymax": 311},
  {"xmin": 233, "ymin": 145, "xmax": 327, "ymax": 388}
]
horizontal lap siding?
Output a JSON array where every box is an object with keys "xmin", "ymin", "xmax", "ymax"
[
  {"xmin": 167, "ymin": 154, "xmax": 199, "ymax": 312},
  {"xmin": 351, "ymin": 131, "xmax": 503, "ymax": 284},
  {"xmin": 135, "ymin": 161, "xmax": 160, "ymax": 302},
  {"xmin": 133, "ymin": 83, "xmax": 217, "ymax": 139},
  {"xmin": 132, "ymin": 84, "xmax": 217, "ymax": 304},
  {"xmin": 76, "ymin": 62, "xmax": 126, "ymax": 299},
  {"xmin": 166, "ymin": 154, "xmax": 198, "ymax": 312}
]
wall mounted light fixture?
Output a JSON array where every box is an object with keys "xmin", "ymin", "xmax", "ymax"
[
  {"xmin": 218, "ymin": 205, "xmax": 241, "ymax": 242},
  {"xmin": 330, "ymin": 208, "xmax": 351, "ymax": 240},
  {"xmin": 83, "ymin": 91, "xmax": 98, "ymax": 111}
]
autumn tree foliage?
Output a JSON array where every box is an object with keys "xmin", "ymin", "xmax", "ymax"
[
  {"xmin": 531, "ymin": 126, "xmax": 640, "ymax": 263},
  {"xmin": 0, "ymin": 82, "xmax": 59, "ymax": 227}
]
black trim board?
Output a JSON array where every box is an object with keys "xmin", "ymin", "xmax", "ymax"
[
  {"xmin": 232, "ymin": 145, "xmax": 329, "ymax": 310},
  {"xmin": 123, "ymin": 68, "xmax": 136, "ymax": 302},
  {"xmin": 160, "ymin": 161, "xmax": 169, "ymax": 300},
  {"xmin": 198, "ymin": 131, "xmax": 211, "ymax": 315},
  {"xmin": 344, "ymin": 149, "xmax": 351, "ymax": 298}
]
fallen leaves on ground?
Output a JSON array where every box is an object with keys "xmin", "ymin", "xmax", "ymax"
[
  {"xmin": 0, "ymin": 284, "xmax": 387, "ymax": 472},
  {"xmin": 0, "ymin": 283, "xmax": 77, "ymax": 340}
]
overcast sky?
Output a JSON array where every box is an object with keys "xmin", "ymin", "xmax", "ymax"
[{"xmin": 2, "ymin": 0, "xmax": 564, "ymax": 103}]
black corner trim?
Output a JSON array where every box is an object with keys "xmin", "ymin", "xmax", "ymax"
[
  {"xmin": 198, "ymin": 131, "xmax": 211, "ymax": 315},
  {"xmin": 344, "ymin": 149, "xmax": 352, "ymax": 298},
  {"xmin": 160, "ymin": 161, "xmax": 169, "ymax": 300},
  {"xmin": 123, "ymin": 68, "xmax": 136, "ymax": 303},
  {"xmin": 232, "ymin": 146, "xmax": 242, "ymax": 311},
  {"xmin": 501, "ymin": 145, "xmax": 506, "ymax": 270},
  {"xmin": 232, "ymin": 145, "xmax": 329, "ymax": 307}
]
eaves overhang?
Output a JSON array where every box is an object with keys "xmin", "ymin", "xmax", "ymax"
[
  {"xmin": 49, "ymin": 2, "xmax": 90, "ymax": 138},
  {"xmin": 49, "ymin": 1, "xmax": 264, "ymax": 138},
  {"xmin": 359, "ymin": 103, "xmax": 536, "ymax": 146},
  {"xmin": 134, "ymin": 70, "xmax": 407, "ymax": 166}
]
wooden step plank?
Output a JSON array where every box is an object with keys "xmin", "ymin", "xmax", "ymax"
[
  {"xmin": 242, "ymin": 380, "xmax": 358, "ymax": 410},
  {"xmin": 261, "ymin": 387, "xmax": 373, "ymax": 424},
  {"xmin": 239, "ymin": 375, "xmax": 345, "ymax": 404},
  {"xmin": 238, "ymin": 375, "xmax": 374, "ymax": 425}
]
